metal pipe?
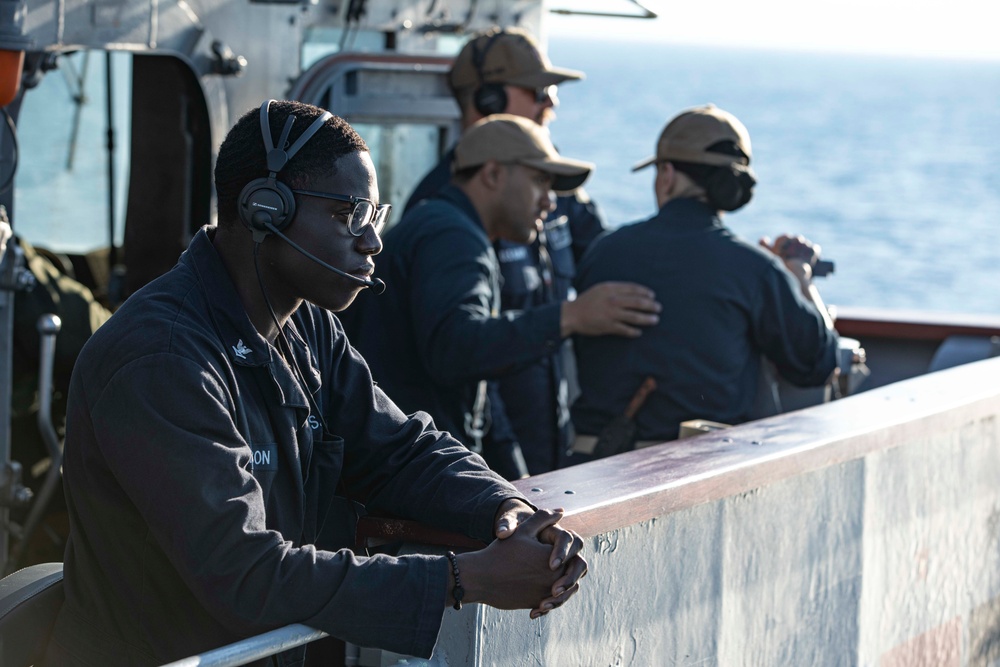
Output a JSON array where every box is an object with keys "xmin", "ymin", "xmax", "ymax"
[
  {"xmin": 549, "ymin": 0, "xmax": 658, "ymax": 19},
  {"xmin": 0, "ymin": 230, "xmax": 16, "ymax": 573},
  {"xmin": 105, "ymin": 51, "xmax": 117, "ymax": 268},
  {"xmin": 5, "ymin": 313, "xmax": 62, "ymax": 574},
  {"xmin": 65, "ymin": 50, "xmax": 91, "ymax": 171},
  {"xmin": 160, "ymin": 624, "xmax": 328, "ymax": 667},
  {"xmin": 34, "ymin": 314, "xmax": 61, "ymax": 461}
]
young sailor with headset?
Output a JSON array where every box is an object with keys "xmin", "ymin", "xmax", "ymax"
[{"xmin": 44, "ymin": 100, "xmax": 587, "ymax": 666}]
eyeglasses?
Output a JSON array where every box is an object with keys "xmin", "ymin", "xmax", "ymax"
[
  {"xmin": 292, "ymin": 190, "xmax": 391, "ymax": 236},
  {"xmin": 516, "ymin": 85, "xmax": 557, "ymax": 104}
]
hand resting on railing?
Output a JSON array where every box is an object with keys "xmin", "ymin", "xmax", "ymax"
[
  {"xmin": 358, "ymin": 499, "xmax": 588, "ymax": 620},
  {"xmin": 458, "ymin": 501, "xmax": 587, "ymax": 619}
]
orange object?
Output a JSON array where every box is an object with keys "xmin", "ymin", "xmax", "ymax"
[{"xmin": 0, "ymin": 49, "xmax": 25, "ymax": 107}]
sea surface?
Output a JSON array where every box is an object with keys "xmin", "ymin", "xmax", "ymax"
[
  {"xmin": 9, "ymin": 40, "xmax": 1000, "ymax": 316},
  {"xmin": 546, "ymin": 38, "xmax": 1000, "ymax": 316}
]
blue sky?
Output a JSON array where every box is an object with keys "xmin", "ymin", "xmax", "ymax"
[{"xmin": 547, "ymin": 0, "xmax": 1000, "ymax": 61}]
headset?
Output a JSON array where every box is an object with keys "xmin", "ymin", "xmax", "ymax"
[
  {"xmin": 238, "ymin": 100, "xmax": 331, "ymax": 237},
  {"xmin": 237, "ymin": 99, "xmax": 385, "ymax": 294},
  {"xmin": 472, "ymin": 32, "xmax": 508, "ymax": 117}
]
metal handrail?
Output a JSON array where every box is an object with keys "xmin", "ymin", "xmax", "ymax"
[
  {"xmin": 549, "ymin": 0, "xmax": 658, "ymax": 19},
  {"xmin": 159, "ymin": 624, "xmax": 328, "ymax": 667},
  {"xmin": 5, "ymin": 314, "xmax": 62, "ymax": 574}
]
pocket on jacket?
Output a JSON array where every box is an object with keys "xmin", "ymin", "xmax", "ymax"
[{"xmin": 311, "ymin": 435, "xmax": 352, "ymax": 548}]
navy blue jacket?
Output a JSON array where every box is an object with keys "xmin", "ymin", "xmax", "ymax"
[
  {"xmin": 348, "ymin": 186, "xmax": 564, "ymax": 474},
  {"xmin": 404, "ymin": 151, "xmax": 605, "ymax": 473},
  {"xmin": 47, "ymin": 228, "xmax": 521, "ymax": 666},
  {"xmin": 572, "ymin": 198, "xmax": 839, "ymax": 442}
]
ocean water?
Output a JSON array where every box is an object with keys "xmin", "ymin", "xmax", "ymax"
[
  {"xmin": 10, "ymin": 41, "xmax": 1000, "ymax": 317},
  {"xmin": 11, "ymin": 51, "xmax": 133, "ymax": 252},
  {"xmin": 546, "ymin": 38, "xmax": 1000, "ymax": 316}
]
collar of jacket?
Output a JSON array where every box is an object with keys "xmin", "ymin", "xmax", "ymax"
[
  {"xmin": 656, "ymin": 196, "xmax": 725, "ymax": 232},
  {"xmin": 437, "ymin": 184, "xmax": 488, "ymax": 235},
  {"xmin": 183, "ymin": 226, "xmax": 277, "ymax": 369}
]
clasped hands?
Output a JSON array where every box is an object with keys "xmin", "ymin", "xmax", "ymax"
[
  {"xmin": 452, "ymin": 498, "xmax": 587, "ymax": 619},
  {"xmin": 494, "ymin": 499, "xmax": 587, "ymax": 619}
]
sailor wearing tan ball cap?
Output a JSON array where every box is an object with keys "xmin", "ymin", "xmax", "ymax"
[
  {"xmin": 386, "ymin": 27, "xmax": 618, "ymax": 477},
  {"xmin": 446, "ymin": 27, "xmax": 583, "ymax": 127},
  {"xmin": 348, "ymin": 114, "xmax": 661, "ymax": 479},
  {"xmin": 631, "ymin": 103, "xmax": 757, "ymax": 210},
  {"xmin": 572, "ymin": 104, "xmax": 839, "ymax": 454}
]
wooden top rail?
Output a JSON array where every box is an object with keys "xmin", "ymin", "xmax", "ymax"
[
  {"xmin": 355, "ymin": 356, "xmax": 1000, "ymax": 547},
  {"xmin": 356, "ymin": 516, "xmax": 486, "ymax": 552},
  {"xmin": 515, "ymin": 355, "xmax": 1000, "ymax": 538},
  {"xmin": 835, "ymin": 305, "xmax": 1000, "ymax": 341}
]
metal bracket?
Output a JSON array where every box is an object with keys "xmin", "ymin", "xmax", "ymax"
[
  {"xmin": 549, "ymin": 0, "xmax": 658, "ymax": 19},
  {"xmin": 0, "ymin": 460, "xmax": 32, "ymax": 509}
]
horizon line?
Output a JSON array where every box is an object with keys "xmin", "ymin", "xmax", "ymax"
[{"xmin": 544, "ymin": 31, "xmax": 1000, "ymax": 64}]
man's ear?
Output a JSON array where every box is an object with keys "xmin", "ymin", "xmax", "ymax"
[
  {"xmin": 478, "ymin": 159, "xmax": 506, "ymax": 191},
  {"xmin": 655, "ymin": 161, "xmax": 675, "ymax": 202}
]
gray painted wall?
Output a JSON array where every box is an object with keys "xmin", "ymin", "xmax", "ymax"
[{"xmin": 425, "ymin": 361, "xmax": 1000, "ymax": 667}]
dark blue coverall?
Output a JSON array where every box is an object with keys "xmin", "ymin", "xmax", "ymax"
[
  {"xmin": 347, "ymin": 186, "xmax": 569, "ymax": 480},
  {"xmin": 45, "ymin": 228, "xmax": 523, "ymax": 667},
  {"xmin": 402, "ymin": 150, "xmax": 605, "ymax": 474},
  {"xmin": 572, "ymin": 197, "xmax": 839, "ymax": 443}
]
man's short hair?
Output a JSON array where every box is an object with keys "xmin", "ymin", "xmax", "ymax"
[{"xmin": 214, "ymin": 100, "xmax": 368, "ymax": 228}]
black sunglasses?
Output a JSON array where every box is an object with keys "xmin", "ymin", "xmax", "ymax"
[{"xmin": 292, "ymin": 190, "xmax": 391, "ymax": 236}]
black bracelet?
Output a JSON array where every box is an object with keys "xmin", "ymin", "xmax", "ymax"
[{"xmin": 445, "ymin": 551, "xmax": 464, "ymax": 611}]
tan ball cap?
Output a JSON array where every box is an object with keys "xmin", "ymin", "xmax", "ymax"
[
  {"xmin": 454, "ymin": 114, "xmax": 594, "ymax": 192},
  {"xmin": 449, "ymin": 27, "xmax": 584, "ymax": 91},
  {"xmin": 632, "ymin": 104, "xmax": 752, "ymax": 171}
]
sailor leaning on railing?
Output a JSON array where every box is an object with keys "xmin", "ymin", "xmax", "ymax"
[{"xmin": 41, "ymin": 99, "xmax": 587, "ymax": 667}]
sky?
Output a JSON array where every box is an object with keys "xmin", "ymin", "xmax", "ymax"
[{"xmin": 546, "ymin": 0, "xmax": 1000, "ymax": 61}]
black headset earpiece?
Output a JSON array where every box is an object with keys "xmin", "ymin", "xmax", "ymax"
[
  {"xmin": 237, "ymin": 100, "xmax": 333, "ymax": 240},
  {"xmin": 239, "ymin": 177, "xmax": 296, "ymax": 234},
  {"xmin": 472, "ymin": 33, "xmax": 508, "ymax": 117}
]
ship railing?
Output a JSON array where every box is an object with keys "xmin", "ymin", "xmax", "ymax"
[
  {"xmin": 7, "ymin": 355, "xmax": 997, "ymax": 665},
  {"xmin": 161, "ymin": 349, "xmax": 1000, "ymax": 665},
  {"xmin": 158, "ymin": 517, "xmax": 479, "ymax": 667},
  {"xmin": 159, "ymin": 624, "xmax": 328, "ymax": 667}
]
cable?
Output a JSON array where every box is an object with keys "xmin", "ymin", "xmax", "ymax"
[
  {"xmin": 252, "ymin": 241, "xmax": 332, "ymax": 436},
  {"xmin": 1, "ymin": 106, "xmax": 19, "ymax": 195}
]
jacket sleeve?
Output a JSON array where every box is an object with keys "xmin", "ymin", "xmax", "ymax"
[
  {"xmin": 406, "ymin": 219, "xmax": 563, "ymax": 387},
  {"xmin": 750, "ymin": 260, "xmax": 839, "ymax": 387}
]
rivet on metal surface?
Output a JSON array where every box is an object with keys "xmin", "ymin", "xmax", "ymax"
[
  {"xmin": 723, "ymin": 438, "xmax": 734, "ymax": 444},
  {"xmin": 530, "ymin": 488, "xmax": 543, "ymax": 493},
  {"xmin": 564, "ymin": 490, "xmax": 575, "ymax": 495},
  {"xmin": 750, "ymin": 440, "xmax": 763, "ymax": 446}
]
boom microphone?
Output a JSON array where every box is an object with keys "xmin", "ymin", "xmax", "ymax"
[{"xmin": 264, "ymin": 221, "xmax": 386, "ymax": 295}]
